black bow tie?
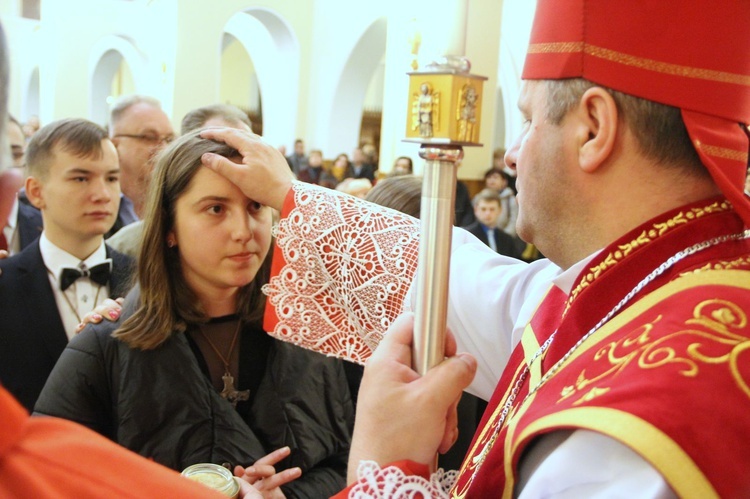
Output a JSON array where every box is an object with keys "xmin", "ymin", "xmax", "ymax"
[{"xmin": 59, "ymin": 260, "xmax": 112, "ymax": 291}]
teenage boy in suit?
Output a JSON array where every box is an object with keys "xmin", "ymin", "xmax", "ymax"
[
  {"xmin": 463, "ymin": 188, "xmax": 522, "ymax": 259},
  {"xmin": 0, "ymin": 118, "xmax": 134, "ymax": 411}
]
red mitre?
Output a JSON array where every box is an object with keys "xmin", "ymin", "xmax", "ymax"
[{"xmin": 522, "ymin": 0, "xmax": 750, "ymax": 226}]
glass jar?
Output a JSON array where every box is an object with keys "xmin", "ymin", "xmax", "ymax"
[{"xmin": 181, "ymin": 463, "xmax": 240, "ymax": 498}]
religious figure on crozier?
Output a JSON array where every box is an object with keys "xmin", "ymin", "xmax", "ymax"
[
  {"xmin": 457, "ymin": 83, "xmax": 478, "ymax": 142},
  {"xmin": 412, "ymin": 82, "xmax": 440, "ymax": 138}
]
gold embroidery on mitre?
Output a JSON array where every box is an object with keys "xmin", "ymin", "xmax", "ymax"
[
  {"xmin": 566, "ymin": 201, "xmax": 731, "ymax": 313},
  {"xmin": 558, "ymin": 299, "xmax": 750, "ymax": 405},
  {"xmin": 527, "ymin": 42, "xmax": 750, "ymax": 87},
  {"xmin": 527, "ymin": 41, "xmax": 584, "ymax": 54},
  {"xmin": 585, "ymin": 45, "xmax": 750, "ymax": 87},
  {"xmin": 694, "ymin": 142, "xmax": 748, "ymax": 163}
]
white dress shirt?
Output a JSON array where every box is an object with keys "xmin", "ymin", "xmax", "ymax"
[
  {"xmin": 39, "ymin": 234, "xmax": 110, "ymax": 340},
  {"xmin": 3, "ymin": 197, "xmax": 19, "ymax": 255}
]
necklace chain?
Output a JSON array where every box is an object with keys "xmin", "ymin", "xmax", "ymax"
[
  {"xmin": 197, "ymin": 319, "xmax": 249, "ymax": 407},
  {"xmin": 197, "ymin": 319, "xmax": 242, "ymax": 371},
  {"xmin": 467, "ymin": 229, "xmax": 750, "ymax": 487},
  {"xmin": 60, "ymin": 281, "xmax": 104, "ymax": 325}
]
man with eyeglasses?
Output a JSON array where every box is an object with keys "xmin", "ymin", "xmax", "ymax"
[{"xmin": 109, "ymin": 95, "xmax": 174, "ymax": 224}]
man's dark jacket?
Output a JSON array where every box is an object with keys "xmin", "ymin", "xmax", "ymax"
[{"xmin": 0, "ymin": 239, "xmax": 133, "ymax": 411}]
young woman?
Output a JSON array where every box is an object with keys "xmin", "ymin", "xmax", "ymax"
[{"xmin": 35, "ymin": 131, "xmax": 354, "ymax": 499}]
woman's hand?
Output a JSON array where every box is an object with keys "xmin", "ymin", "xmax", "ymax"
[
  {"xmin": 74, "ymin": 297, "xmax": 124, "ymax": 334},
  {"xmin": 234, "ymin": 447, "xmax": 302, "ymax": 499},
  {"xmin": 200, "ymin": 127, "xmax": 294, "ymax": 212},
  {"xmin": 237, "ymin": 479, "xmax": 263, "ymax": 499}
]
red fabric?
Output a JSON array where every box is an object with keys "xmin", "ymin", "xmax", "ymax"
[
  {"xmin": 529, "ymin": 284, "xmax": 567, "ymax": 342},
  {"xmin": 0, "ymin": 385, "xmax": 225, "ymax": 498},
  {"xmin": 514, "ymin": 281, "xmax": 750, "ymax": 499},
  {"xmin": 453, "ymin": 198, "xmax": 750, "ymax": 497},
  {"xmin": 522, "ymin": 0, "xmax": 750, "ymax": 226},
  {"xmin": 263, "ymin": 186, "xmax": 297, "ymax": 334},
  {"xmin": 455, "ymin": 199, "xmax": 750, "ymax": 497}
]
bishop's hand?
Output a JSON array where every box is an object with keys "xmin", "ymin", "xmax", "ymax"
[
  {"xmin": 200, "ymin": 127, "xmax": 294, "ymax": 213},
  {"xmin": 346, "ymin": 313, "xmax": 477, "ymax": 484}
]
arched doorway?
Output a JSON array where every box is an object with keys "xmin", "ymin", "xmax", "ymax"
[
  {"xmin": 327, "ymin": 17, "xmax": 387, "ymax": 161},
  {"xmin": 22, "ymin": 67, "xmax": 40, "ymax": 122},
  {"xmin": 89, "ymin": 35, "xmax": 144, "ymax": 127},
  {"xmin": 222, "ymin": 9, "xmax": 298, "ymax": 146},
  {"xmin": 220, "ymin": 34, "xmax": 262, "ymax": 134}
]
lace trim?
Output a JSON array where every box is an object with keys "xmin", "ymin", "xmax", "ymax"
[
  {"xmin": 263, "ymin": 182, "xmax": 421, "ymax": 363},
  {"xmin": 347, "ymin": 461, "xmax": 457, "ymax": 499}
]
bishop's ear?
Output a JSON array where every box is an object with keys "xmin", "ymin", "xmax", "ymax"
[
  {"xmin": 24, "ymin": 176, "xmax": 45, "ymax": 210},
  {"xmin": 576, "ymin": 86, "xmax": 619, "ymax": 173}
]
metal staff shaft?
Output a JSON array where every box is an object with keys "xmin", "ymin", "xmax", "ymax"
[{"xmin": 412, "ymin": 146, "xmax": 463, "ymax": 375}]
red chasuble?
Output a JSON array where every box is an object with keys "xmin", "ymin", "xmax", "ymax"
[
  {"xmin": 264, "ymin": 183, "xmax": 750, "ymax": 498},
  {"xmin": 453, "ymin": 198, "xmax": 750, "ymax": 498}
]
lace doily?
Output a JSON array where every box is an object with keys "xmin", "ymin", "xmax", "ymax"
[
  {"xmin": 348, "ymin": 461, "xmax": 457, "ymax": 499},
  {"xmin": 263, "ymin": 183, "xmax": 421, "ymax": 364}
]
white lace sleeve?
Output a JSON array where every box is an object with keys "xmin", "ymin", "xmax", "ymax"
[
  {"xmin": 347, "ymin": 461, "xmax": 457, "ymax": 499},
  {"xmin": 262, "ymin": 182, "xmax": 420, "ymax": 364}
]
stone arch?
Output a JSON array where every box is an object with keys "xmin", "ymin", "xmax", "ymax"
[
  {"xmin": 326, "ymin": 17, "xmax": 387, "ymax": 157},
  {"xmin": 223, "ymin": 8, "xmax": 298, "ymax": 146},
  {"xmin": 22, "ymin": 67, "xmax": 40, "ymax": 122},
  {"xmin": 88, "ymin": 35, "xmax": 145, "ymax": 126}
]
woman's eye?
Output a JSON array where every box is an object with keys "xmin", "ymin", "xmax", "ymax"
[
  {"xmin": 248, "ymin": 201, "xmax": 263, "ymax": 212},
  {"xmin": 208, "ymin": 205, "xmax": 224, "ymax": 214}
]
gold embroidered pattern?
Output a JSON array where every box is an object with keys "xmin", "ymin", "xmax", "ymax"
[
  {"xmin": 528, "ymin": 43, "xmax": 750, "ymax": 87},
  {"xmin": 566, "ymin": 201, "xmax": 731, "ymax": 312},
  {"xmin": 558, "ymin": 299, "xmax": 750, "ymax": 405},
  {"xmin": 682, "ymin": 255, "xmax": 750, "ymax": 274}
]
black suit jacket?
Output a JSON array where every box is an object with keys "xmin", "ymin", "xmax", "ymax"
[
  {"xmin": 345, "ymin": 163, "xmax": 377, "ymax": 183},
  {"xmin": 463, "ymin": 221, "xmax": 522, "ymax": 259},
  {"xmin": 0, "ymin": 239, "xmax": 134, "ymax": 411},
  {"xmin": 16, "ymin": 200, "xmax": 43, "ymax": 251}
]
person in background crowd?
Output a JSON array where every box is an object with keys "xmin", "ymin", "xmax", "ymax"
[
  {"xmin": 362, "ymin": 143, "xmax": 379, "ymax": 175},
  {"xmin": 7, "ymin": 115, "xmax": 25, "ymax": 168},
  {"xmin": 463, "ymin": 188, "xmax": 522, "ymax": 259},
  {"xmin": 109, "ymin": 95, "xmax": 174, "ymax": 224},
  {"xmin": 479, "ymin": 167, "xmax": 518, "ymax": 238},
  {"xmin": 297, "ymin": 148, "xmax": 338, "ymax": 188},
  {"xmin": 22, "ymin": 115, "xmax": 40, "ymax": 141},
  {"xmin": 330, "ymin": 153, "xmax": 350, "ymax": 184},
  {"xmin": 345, "ymin": 147, "xmax": 376, "ymax": 183},
  {"xmin": 390, "ymin": 156, "xmax": 414, "ymax": 176},
  {"xmin": 336, "ymin": 177, "xmax": 372, "ymax": 199},
  {"xmin": 1, "ymin": 115, "xmax": 28, "ymax": 254},
  {"xmin": 181, "ymin": 103, "xmax": 252, "ymax": 135},
  {"xmin": 286, "ymin": 138, "xmax": 308, "ymax": 176}
]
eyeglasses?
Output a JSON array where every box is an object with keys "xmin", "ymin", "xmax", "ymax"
[{"xmin": 113, "ymin": 133, "xmax": 175, "ymax": 146}]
